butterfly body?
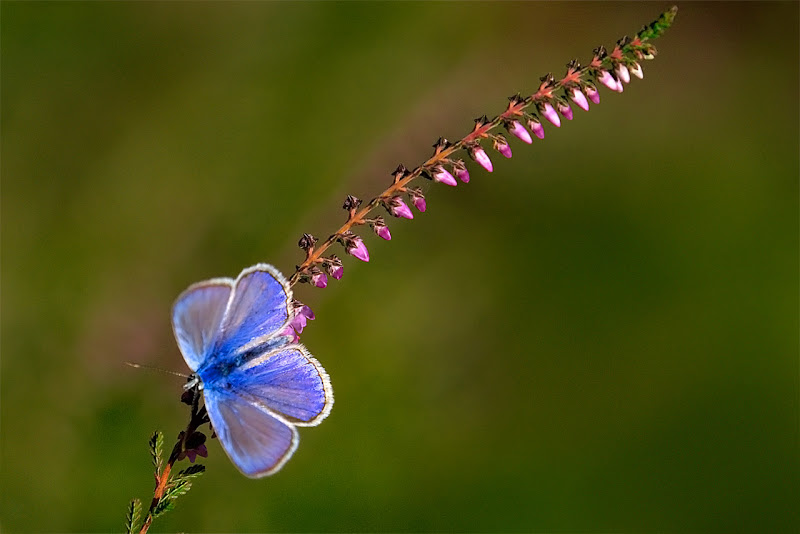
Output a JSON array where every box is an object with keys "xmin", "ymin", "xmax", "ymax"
[{"xmin": 172, "ymin": 264, "xmax": 333, "ymax": 478}]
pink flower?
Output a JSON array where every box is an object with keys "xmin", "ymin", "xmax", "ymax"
[
  {"xmin": 324, "ymin": 256, "xmax": 343, "ymax": 280},
  {"xmin": 616, "ymin": 63, "xmax": 631, "ymax": 84},
  {"xmin": 470, "ymin": 145, "xmax": 493, "ymax": 172},
  {"xmin": 527, "ymin": 117, "xmax": 545, "ymax": 139},
  {"xmin": 494, "ymin": 137, "xmax": 512, "ymax": 158},
  {"xmin": 375, "ymin": 225, "xmax": 391, "ymax": 240},
  {"xmin": 507, "ymin": 120, "xmax": 532, "ymax": 144},
  {"xmin": 372, "ymin": 217, "xmax": 392, "ymax": 240},
  {"xmin": 585, "ymin": 84, "xmax": 600, "ymax": 104},
  {"xmin": 557, "ymin": 102, "xmax": 573, "ymax": 121},
  {"xmin": 540, "ymin": 102, "xmax": 561, "ymax": 127},
  {"xmin": 388, "ymin": 196, "xmax": 414, "ymax": 219},
  {"xmin": 453, "ymin": 160, "xmax": 470, "ymax": 183},
  {"xmin": 630, "ymin": 62, "xmax": 643, "ymax": 79},
  {"xmin": 412, "ymin": 195, "xmax": 427, "ymax": 212},
  {"xmin": 433, "ymin": 166, "xmax": 457, "ymax": 186},
  {"xmin": 346, "ymin": 236, "xmax": 370, "ymax": 262},
  {"xmin": 570, "ymin": 87, "xmax": 589, "ymax": 111},
  {"xmin": 597, "ymin": 70, "xmax": 618, "ymax": 91},
  {"xmin": 311, "ymin": 270, "xmax": 327, "ymax": 288},
  {"xmin": 179, "ymin": 431, "xmax": 208, "ymax": 463}
]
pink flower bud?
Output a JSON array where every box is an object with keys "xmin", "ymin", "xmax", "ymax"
[
  {"xmin": 412, "ymin": 195, "xmax": 427, "ymax": 212},
  {"xmin": 540, "ymin": 102, "xmax": 561, "ymax": 127},
  {"xmin": 494, "ymin": 137, "xmax": 512, "ymax": 159},
  {"xmin": 324, "ymin": 256, "xmax": 343, "ymax": 280},
  {"xmin": 433, "ymin": 166, "xmax": 457, "ymax": 187},
  {"xmin": 597, "ymin": 70, "xmax": 618, "ymax": 91},
  {"xmin": 470, "ymin": 145, "xmax": 493, "ymax": 172},
  {"xmin": 527, "ymin": 117, "xmax": 545, "ymax": 139},
  {"xmin": 388, "ymin": 196, "xmax": 413, "ymax": 219},
  {"xmin": 630, "ymin": 62, "xmax": 643, "ymax": 79},
  {"xmin": 557, "ymin": 102, "xmax": 573, "ymax": 121},
  {"xmin": 375, "ymin": 225, "xmax": 391, "ymax": 240},
  {"xmin": 585, "ymin": 84, "xmax": 600, "ymax": 104},
  {"xmin": 616, "ymin": 63, "xmax": 630, "ymax": 84},
  {"xmin": 346, "ymin": 236, "xmax": 370, "ymax": 262},
  {"xmin": 311, "ymin": 271, "xmax": 327, "ymax": 288},
  {"xmin": 507, "ymin": 120, "xmax": 532, "ymax": 144},
  {"xmin": 570, "ymin": 87, "xmax": 590, "ymax": 111}
]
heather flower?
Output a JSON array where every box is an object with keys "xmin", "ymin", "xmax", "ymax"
[
  {"xmin": 469, "ymin": 145, "xmax": 493, "ymax": 172},
  {"xmin": 453, "ymin": 160, "xmax": 470, "ymax": 183},
  {"xmin": 540, "ymin": 102, "xmax": 561, "ymax": 127},
  {"xmin": 585, "ymin": 83, "xmax": 600, "ymax": 104},
  {"xmin": 556, "ymin": 101, "xmax": 573, "ymax": 121},
  {"xmin": 597, "ymin": 69, "xmax": 618, "ymax": 91},
  {"xmin": 527, "ymin": 116, "xmax": 545, "ymax": 139},
  {"xmin": 372, "ymin": 216, "xmax": 392, "ymax": 240},
  {"xmin": 493, "ymin": 136, "xmax": 512, "ymax": 158},
  {"xmin": 386, "ymin": 196, "xmax": 414, "ymax": 219},
  {"xmin": 342, "ymin": 233, "xmax": 369, "ymax": 262},
  {"xmin": 408, "ymin": 187, "xmax": 427, "ymax": 211},
  {"xmin": 178, "ymin": 432, "xmax": 208, "ymax": 464},
  {"xmin": 432, "ymin": 166, "xmax": 457, "ymax": 186},
  {"xmin": 616, "ymin": 63, "xmax": 631, "ymax": 84},
  {"xmin": 570, "ymin": 87, "xmax": 590, "ymax": 111},
  {"xmin": 630, "ymin": 62, "xmax": 643, "ymax": 79},
  {"xmin": 310, "ymin": 269, "xmax": 327, "ymax": 288},
  {"xmin": 291, "ymin": 303, "xmax": 315, "ymax": 334},
  {"xmin": 325, "ymin": 255, "xmax": 344, "ymax": 280},
  {"xmin": 506, "ymin": 120, "xmax": 532, "ymax": 144}
]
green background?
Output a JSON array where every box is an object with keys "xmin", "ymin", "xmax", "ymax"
[{"xmin": 2, "ymin": 2, "xmax": 797, "ymax": 532}]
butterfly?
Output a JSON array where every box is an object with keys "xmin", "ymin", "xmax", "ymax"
[{"xmin": 171, "ymin": 263, "xmax": 333, "ymax": 478}]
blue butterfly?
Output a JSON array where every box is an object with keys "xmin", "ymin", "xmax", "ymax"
[{"xmin": 171, "ymin": 263, "xmax": 333, "ymax": 477}]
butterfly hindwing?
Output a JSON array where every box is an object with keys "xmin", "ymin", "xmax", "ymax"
[
  {"xmin": 226, "ymin": 344, "xmax": 333, "ymax": 426},
  {"xmin": 203, "ymin": 387, "xmax": 299, "ymax": 478}
]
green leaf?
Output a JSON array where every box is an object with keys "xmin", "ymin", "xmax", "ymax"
[
  {"xmin": 148, "ymin": 431, "xmax": 164, "ymax": 471},
  {"xmin": 152, "ymin": 498, "xmax": 175, "ymax": 518},
  {"xmin": 125, "ymin": 498, "xmax": 142, "ymax": 534},
  {"xmin": 176, "ymin": 464, "xmax": 206, "ymax": 479},
  {"xmin": 163, "ymin": 478, "xmax": 193, "ymax": 501}
]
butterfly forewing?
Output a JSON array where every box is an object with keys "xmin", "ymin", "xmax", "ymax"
[
  {"xmin": 172, "ymin": 279, "xmax": 233, "ymax": 372},
  {"xmin": 213, "ymin": 264, "xmax": 293, "ymax": 358}
]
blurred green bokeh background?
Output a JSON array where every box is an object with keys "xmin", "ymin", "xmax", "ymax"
[{"xmin": 2, "ymin": 2, "xmax": 797, "ymax": 532}]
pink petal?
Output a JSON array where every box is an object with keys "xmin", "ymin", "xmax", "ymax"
[{"xmin": 541, "ymin": 102, "xmax": 561, "ymax": 127}]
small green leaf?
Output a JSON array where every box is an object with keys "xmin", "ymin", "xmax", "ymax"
[
  {"xmin": 163, "ymin": 478, "xmax": 192, "ymax": 501},
  {"xmin": 152, "ymin": 498, "xmax": 175, "ymax": 518},
  {"xmin": 125, "ymin": 498, "xmax": 142, "ymax": 534},
  {"xmin": 176, "ymin": 464, "xmax": 206, "ymax": 479},
  {"xmin": 149, "ymin": 431, "xmax": 164, "ymax": 471}
]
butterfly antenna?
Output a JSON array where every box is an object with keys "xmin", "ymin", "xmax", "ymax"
[{"xmin": 125, "ymin": 361, "xmax": 190, "ymax": 379}]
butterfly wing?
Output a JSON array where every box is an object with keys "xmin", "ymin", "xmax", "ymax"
[
  {"xmin": 213, "ymin": 264, "xmax": 293, "ymax": 358},
  {"xmin": 203, "ymin": 387, "xmax": 299, "ymax": 478},
  {"xmin": 203, "ymin": 344, "xmax": 333, "ymax": 477},
  {"xmin": 172, "ymin": 278, "xmax": 234, "ymax": 372},
  {"xmin": 227, "ymin": 344, "xmax": 333, "ymax": 426}
]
